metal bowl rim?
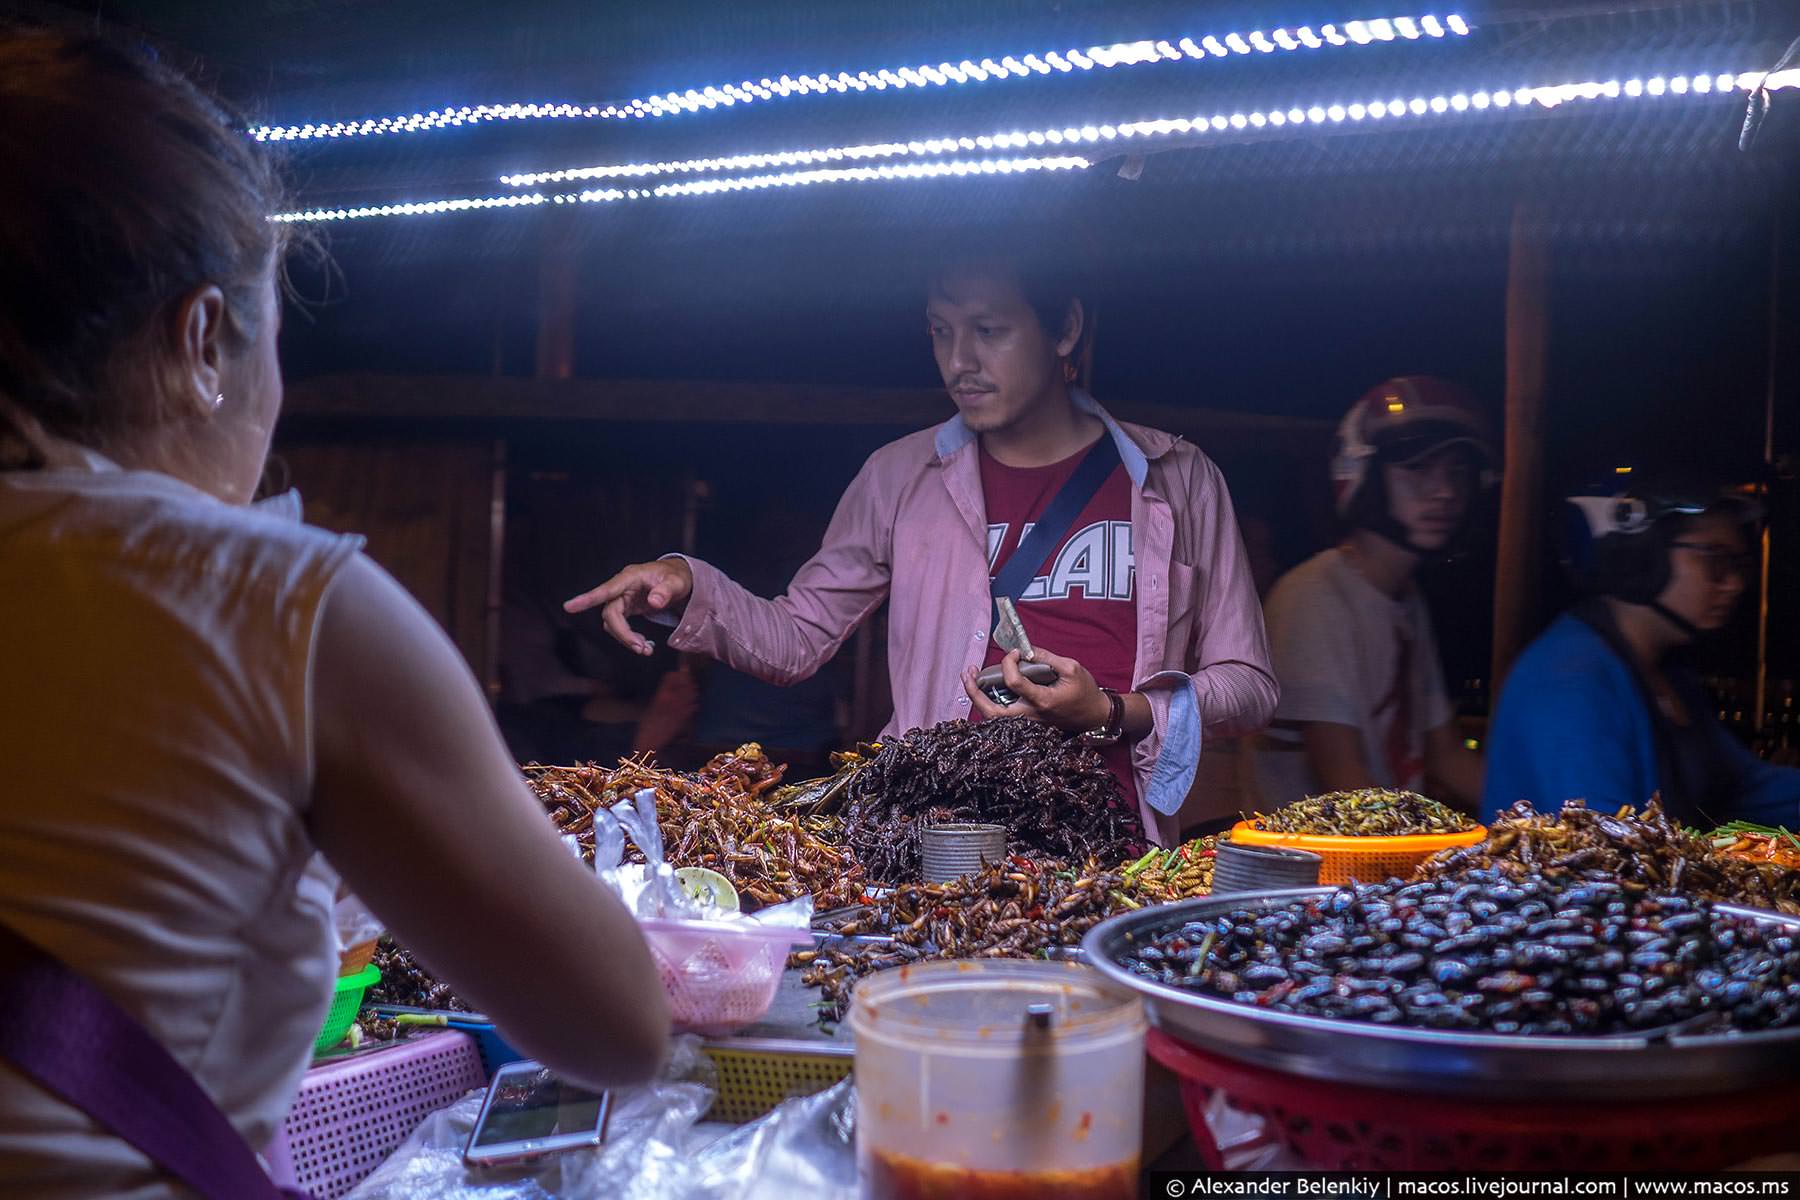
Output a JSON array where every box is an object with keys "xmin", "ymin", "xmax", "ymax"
[{"xmin": 1081, "ymin": 886, "xmax": 1800, "ymax": 1054}]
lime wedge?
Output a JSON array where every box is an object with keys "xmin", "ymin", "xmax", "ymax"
[{"xmin": 674, "ymin": 866, "xmax": 740, "ymax": 913}]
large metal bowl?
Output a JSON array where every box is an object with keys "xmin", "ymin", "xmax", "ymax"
[{"xmin": 1082, "ymin": 887, "xmax": 1800, "ymax": 1100}]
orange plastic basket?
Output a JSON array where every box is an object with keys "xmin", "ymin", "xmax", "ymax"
[
  {"xmin": 1228, "ymin": 821, "xmax": 1486, "ymax": 885},
  {"xmin": 337, "ymin": 939, "xmax": 379, "ymax": 978}
]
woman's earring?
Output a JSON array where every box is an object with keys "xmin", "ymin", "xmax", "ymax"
[{"xmin": 212, "ymin": 393, "xmax": 225, "ymax": 412}]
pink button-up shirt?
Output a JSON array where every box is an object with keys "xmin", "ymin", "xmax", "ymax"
[{"xmin": 667, "ymin": 391, "xmax": 1277, "ymax": 844}]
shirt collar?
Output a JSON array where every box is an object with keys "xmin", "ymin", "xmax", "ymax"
[{"xmin": 932, "ymin": 388, "xmax": 1172, "ymax": 487}]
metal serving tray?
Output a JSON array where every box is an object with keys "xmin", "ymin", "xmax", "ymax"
[{"xmin": 1081, "ymin": 887, "xmax": 1800, "ymax": 1100}]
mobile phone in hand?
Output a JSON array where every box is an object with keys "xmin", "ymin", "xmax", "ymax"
[
  {"xmin": 975, "ymin": 660, "xmax": 1058, "ymax": 706},
  {"xmin": 463, "ymin": 1060, "xmax": 611, "ymax": 1168}
]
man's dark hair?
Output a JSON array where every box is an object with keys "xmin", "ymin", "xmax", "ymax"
[{"xmin": 923, "ymin": 230, "xmax": 1096, "ymax": 356}]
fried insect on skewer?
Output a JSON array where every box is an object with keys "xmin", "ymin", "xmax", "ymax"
[
  {"xmin": 525, "ymin": 745, "xmax": 868, "ymax": 911},
  {"xmin": 1249, "ymin": 789, "xmax": 1475, "ymax": 837},
  {"xmin": 1422, "ymin": 799, "xmax": 1799, "ymax": 915},
  {"xmin": 801, "ymin": 857, "xmax": 1124, "ymax": 1021},
  {"xmin": 1119, "ymin": 835, "xmax": 1218, "ymax": 903},
  {"xmin": 839, "ymin": 719, "xmax": 1140, "ymax": 883}
]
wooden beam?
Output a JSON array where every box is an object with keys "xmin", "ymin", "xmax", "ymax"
[
  {"xmin": 281, "ymin": 372, "xmax": 1330, "ymax": 447},
  {"xmin": 1491, "ymin": 201, "xmax": 1551, "ymax": 694}
]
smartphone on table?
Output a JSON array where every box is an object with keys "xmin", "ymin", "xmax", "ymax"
[{"xmin": 462, "ymin": 1060, "xmax": 611, "ymax": 1168}]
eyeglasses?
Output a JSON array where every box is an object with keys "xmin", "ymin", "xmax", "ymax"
[{"xmin": 1670, "ymin": 541, "xmax": 1756, "ymax": 583}]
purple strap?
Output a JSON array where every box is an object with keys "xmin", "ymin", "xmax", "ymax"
[{"xmin": 0, "ymin": 921, "xmax": 310, "ymax": 1199}]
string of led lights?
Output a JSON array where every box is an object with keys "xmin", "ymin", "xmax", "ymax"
[
  {"xmin": 498, "ymin": 68, "xmax": 1800, "ymax": 187},
  {"xmin": 270, "ymin": 69, "xmax": 1800, "ymax": 224},
  {"xmin": 248, "ymin": 13, "xmax": 1469, "ymax": 142},
  {"xmin": 270, "ymin": 156, "xmax": 1092, "ymax": 222}
]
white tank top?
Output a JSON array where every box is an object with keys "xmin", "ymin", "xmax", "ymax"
[{"xmin": 0, "ymin": 461, "xmax": 363, "ymax": 1197}]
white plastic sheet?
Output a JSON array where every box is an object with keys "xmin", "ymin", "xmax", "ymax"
[
  {"xmin": 342, "ymin": 1038, "xmax": 872, "ymax": 1199},
  {"xmin": 670, "ymin": 1077, "xmax": 858, "ymax": 1200},
  {"xmin": 343, "ymin": 1038, "xmax": 714, "ymax": 1200}
]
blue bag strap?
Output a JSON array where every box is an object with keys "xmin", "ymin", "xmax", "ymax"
[
  {"xmin": 0, "ymin": 921, "xmax": 310, "ymax": 1200},
  {"xmin": 989, "ymin": 433, "xmax": 1122, "ymax": 624}
]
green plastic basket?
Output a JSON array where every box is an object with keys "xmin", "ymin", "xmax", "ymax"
[{"xmin": 313, "ymin": 964, "xmax": 380, "ymax": 1056}]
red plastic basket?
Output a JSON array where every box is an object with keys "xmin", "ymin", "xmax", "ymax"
[
  {"xmin": 264, "ymin": 1030, "xmax": 487, "ymax": 1199},
  {"xmin": 1148, "ymin": 1027, "xmax": 1800, "ymax": 1171}
]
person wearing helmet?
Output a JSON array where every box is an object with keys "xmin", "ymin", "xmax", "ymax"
[
  {"xmin": 1250, "ymin": 378, "xmax": 1494, "ymax": 810},
  {"xmin": 1482, "ymin": 475, "xmax": 1799, "ymax": 826}
]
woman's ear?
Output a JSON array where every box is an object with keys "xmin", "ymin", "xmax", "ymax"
[
  {"xmin": 1056, "ymin": 297, "xmax": 1085, "ymax": 360},
  {"xmin": 172, "ymin": 284, "xmax": 229, "ymax": 418}
]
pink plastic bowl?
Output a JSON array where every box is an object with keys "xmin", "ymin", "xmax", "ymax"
[{"xmin": 638, "ymin": 916, "xmax": 812, "ymax": 1036}]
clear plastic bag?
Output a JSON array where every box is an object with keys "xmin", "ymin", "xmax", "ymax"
[
  {"xmin": 333, "ymin": 893, "xmax": 385, "ymax": 951},
  {"xmin": 1204, "ymin": 1090, "xmax": 1310, "ymax": 1171},
  {"xmin": 669, "ymin": 1077, "xmax": 857, "ymax": 1200},
  {"xmin": 591, "ymin": 791, "xmax": 811, "ymax": 1035},
  {"xmin": 344, "ymin": 1038, "xmax": 715, "ymax": 1200},
  {"xmin": 594, "ymin": 790, "xmax": 815, "ymax": 933},
  {"xmin": 608, "ymin": 790, "xmax": 694, "ymax": 919}
]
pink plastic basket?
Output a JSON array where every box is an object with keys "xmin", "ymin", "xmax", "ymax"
[
  {"xmin": 639, "ymin": 916, "xmax": 811, "ymax": 1036},
  {"xmin": 265, "ymin": 1030, "xmax": 487, "ymax": 1200}
]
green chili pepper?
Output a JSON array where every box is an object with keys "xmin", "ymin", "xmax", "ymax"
[
  {"xmin": 1122, "ymin": 849, "xmax": 1161, "ymax": 880},
  {"xmin": 1187, "ymin": 930, "xmax": 1216, "ymax": 977}
]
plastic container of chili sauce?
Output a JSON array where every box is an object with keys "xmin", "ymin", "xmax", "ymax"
[{"xmin": 849, "ymin": 959, "xmax": 1145, "ymax": 1199}]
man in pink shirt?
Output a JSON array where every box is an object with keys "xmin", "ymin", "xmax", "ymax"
[{"xmin": 567, "ymin": 253, "xmax": 1276, "ymax": 844}]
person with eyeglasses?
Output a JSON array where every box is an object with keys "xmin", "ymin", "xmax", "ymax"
[{"xmin": 1482, "ymin": 475, "xmax": 1799, "ymax": 827}]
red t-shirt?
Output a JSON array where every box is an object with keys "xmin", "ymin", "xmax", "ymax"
[{"xmin": 978, "ymin": 440, "xmax": 1139, "ymax": 815}]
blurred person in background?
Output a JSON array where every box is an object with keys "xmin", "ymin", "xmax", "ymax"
[
  {"xmin": 686, "ymin": 495, "xmax": 850, "ymax": 769},
  {"xmin": 1251, "ymin": 379, "xmax": 1493, "ymax": 812},
  {"xmin": 567, "ymin": 242, "xmax": 1277, "ymax": 845},
  {"xmin": 496, "ymin": 585, "xmax": 638, "ymax": 763},
  {"xmin": 0, "ymin": 27, "xmax": 666, "ymax": 1196},
  {"xmin": 1484, "ymin": 475, "xmax": 1800, "ymax": 826}
]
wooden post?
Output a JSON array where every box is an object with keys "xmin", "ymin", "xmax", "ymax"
[
  {"xmin": 1753, "ymin": 212, "xmax": 1781, "ymax": 732},
  {"xmin": 534, "ymin": 217, "xmax": 577, "ymax": 381},
  {"xmin": 1491, "ymin": 201, "xmax": 1551, "ymax": 697},
  {"xmin": 482, "ymin": 438, "xmax": 507, "ymax": 702},
  {"xmin": 851, "ymin": 621, "xmax": 876, "ymax": 741}
]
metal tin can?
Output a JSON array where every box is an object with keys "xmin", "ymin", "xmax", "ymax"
[
  {"xmin": 920, "ymin": 823, "xmax": 1007, "ymax": 883},
  {"xmin": 1210, "ymin": 839, "xmax": 1323, "ymax": 894}
]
